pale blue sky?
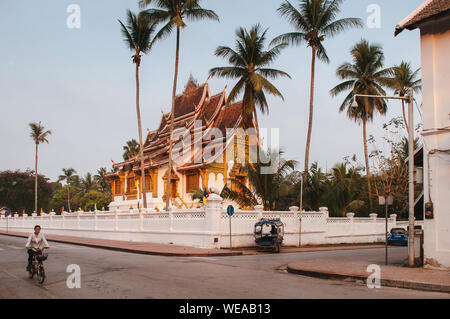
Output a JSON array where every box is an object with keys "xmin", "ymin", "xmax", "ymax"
[{"xmin": 0, "ymin": 0, "xmax": 423, "ymax": 181}]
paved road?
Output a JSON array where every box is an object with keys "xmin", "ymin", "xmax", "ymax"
[{"xmin": 0, "ymin": 235, "xmax": 448, "ymax": 299}]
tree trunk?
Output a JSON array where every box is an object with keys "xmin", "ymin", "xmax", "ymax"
[
  {"xmin": 135, "ymin": 53, "xmax": 148, "ymax": 209},
  {"xmin": 67, "ymin": 184, "xmax": 71, "ymax": 212},
  {"xmin": 34, "ymin": 143, "xmax": 38, "ymax": 214},
  {"xmin": 362, "ymin": 117, "xmax": 374, "ymax": 211},
  {"xmin": 304, "ymin": 45, "xmax": 316, "ymax": 173},
  {"xmin": 166, "ymin": 27, "xmax": 181, "ymax": 210},
  {"xmin": 401, "ymin": 100, "xmax": 409, "ymax": 134}
]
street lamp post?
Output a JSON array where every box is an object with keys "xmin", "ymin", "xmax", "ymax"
[{"xmin": 353, "ymin": 88, "xmax": 415, "ymax": 267}]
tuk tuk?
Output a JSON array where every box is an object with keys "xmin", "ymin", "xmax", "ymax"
[{"xmin": 254, "ymin": 219, "xmax": 285, "ymax": 253}]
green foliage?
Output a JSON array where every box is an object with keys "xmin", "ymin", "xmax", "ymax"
[
  {"xmin": 220, "ymin": 150, "xmax": 296, "ymax": 211},
  {"xmin": 330, "ymin": 39, "xmax": 393, "ymax": 122},
  {"xmin": 272, "ymin": 0, "xmax": 363, "ymax": 63},
  {"xmin": 29, "ymin": 122, "xmax": 52, "ymax": 145},
  {"xmin": 118, "ymin": 10, "xmax": 158, "ymax": 64},
  {"xmin": 122, "ymin": 139, "xmax": 140, "ymax": 161},
  {"xmin": 140, "ymin": 0, "xmax": 219, "ymax": 42},
  {"xmin": 209, "ymin": 24, "xmax": 290, "ymax": 128},
  {"xmin": 0, "ymin": 170, "xmax": 53, "ymax": 214},
  {"xmin": 80, "ymin": 190, "xmax": 112, "ymax": 212},
  {"xmin": 49, "ymin": 168, "xmax": 113, "ymax": 212}
]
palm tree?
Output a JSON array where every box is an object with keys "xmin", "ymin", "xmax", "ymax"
[
  {"xmin": 391, "ymin": 61, "xmax": 421, "ymax": 133},
  {"xmin": 81, "ymin": 173, "xmax": 96, "ymax": 194},
  {"xmin": 301, "ymin": 162, "xmax": 327, "ymax": 211},
  {"xmin": 221, "ymin": 150, "xmax": 296, "ymax": 211},
  {"xmin": 29, "ymin": 122, "xmax": 52, "ymax": 214},
  {"xmin": 122, "ymin": 139, "xmax": 140, "ymax": 161},
  {"xmin": 324, "ymin": 163, "xmax": 364, "ymax": 216},
  {"xmin": 271, "ymin": 0, "xmax": 362, "ymax": 173},
  {"xmin": 119, "ymin": 10, "xmax": 157, "ymax": 209},
  {"xmin": 140, "ymin": 0, "xmax": 219, "ymax": 210},
  {"xmin": 209, "ymin": 24, "xmax": 291, "ymax": 129},
  {"xmin": 330, "ymin": 39, "xmax": 393, "ymax": 210},
  {"xmin": 58, "ymin": 168, "xmax": 77, "ymax": 212},
  {"xmin": 95, "ymin": 167, "xmax": 110, "ymax": 193}
]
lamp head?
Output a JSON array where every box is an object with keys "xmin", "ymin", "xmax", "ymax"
[{"xmin": 351, "ymin": 96, "xmax": 359, "ymax": 109}]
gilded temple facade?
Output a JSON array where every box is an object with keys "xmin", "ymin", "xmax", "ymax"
[{"xmin": 106, "ymin": 80, "xmax": 257, "ymax": 210}]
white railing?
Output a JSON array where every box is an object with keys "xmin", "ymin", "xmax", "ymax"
[{"xmin": 0, "ymin": 195, "xmax": 415, "ymax": 249}]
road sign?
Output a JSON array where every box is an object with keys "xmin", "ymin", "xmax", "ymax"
[
  {"xmin": 5, "ymin": 211, "xmax": 10, "ymax": 217},
  {"xmin": 227, "ymin": 205, "xmax": 234, "ymax": 217},
  {"xmin": 227, "ymin": 205, "xmax": 235, "ymax": 251}
]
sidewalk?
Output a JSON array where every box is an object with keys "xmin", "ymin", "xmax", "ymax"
[
  {"xmin": 0, "ymin": 231, "xmax": 242, "ymax": 257},
  {"xmin": 287, "ymin": 257, "xmax": 450, "ymax": 294}
]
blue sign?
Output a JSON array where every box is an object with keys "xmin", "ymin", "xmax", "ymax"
[
  {"xmin": 226, "ymin": 205, "xmax": 235, "ymax": 217},
  {"xmin": 5, "ymin": 211, "xmax": 10, "ymax": 217}
]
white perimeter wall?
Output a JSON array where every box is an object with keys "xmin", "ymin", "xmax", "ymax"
[{"xmin": 0, "ymin": 195, "xmax": 423, "ymax": 250}]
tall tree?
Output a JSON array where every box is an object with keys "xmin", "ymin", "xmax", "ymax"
[
  {"xmin": 122, "ymin": 139, "xmax": 140, "ymax": 161},
  {"xmin": 81, "ymin": 173, "xmax": 96, "ymax": 194},
  {"xmin": 272, "ymin": 0, "xmax": 362, "ymax": 173},
  {"xmin": 29, "ymin": 122, "xmax": 52, "ymax": 213},
  {"xmin": 330, "ymin": 39, "xmax": 393, "ymax": 210},
  {"xmin": 58, "ymin": 168, "xmax": 77, "ymax": 212},
  {"xmin": 119, "ymin": 10, "xmax": 157, "ymax": 209},
  {"xmin": 391, "ymin": 61, "xmax": 421, "ymax": 133},
  {"xmin": 209, "ymin": 24, "xmax": 291, "ymax": 129},
  {"xmin": 95, "ymin": 167, "xmax": 111, "ymax": 193},
  {"xmin": 140, "ymin": 0, "xmax": 219, "ymax": 210},
  {"xmin": 324, "ymin": 163, "xmax": 364, "ymax": 216},
  {"xmin": 221, "ymin": 150, "xmax": 296, "ymax": 211}
]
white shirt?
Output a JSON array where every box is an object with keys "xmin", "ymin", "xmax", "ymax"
[{"xmin": 25, "ymin": 232, "xmax": 50, "ymax": 250}]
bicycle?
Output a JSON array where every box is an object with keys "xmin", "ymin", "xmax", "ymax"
[{"xmin": 28, "ymin": 248, "xmax": 47, "ymax": 284}]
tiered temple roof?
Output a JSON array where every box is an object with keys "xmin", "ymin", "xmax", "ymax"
[{"xmin": 111, "ymin": 80, "xmax": 252, "ymax": 174}]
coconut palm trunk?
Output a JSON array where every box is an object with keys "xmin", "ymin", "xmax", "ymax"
[
  {"xmin": 135, "ymin": 53, "xmax": 148, "ymax": 209},
  {"xmin": 362, "ymin": 117, "xmax": 373, "ymax": 210},
  {"xmin": 304, "ymin": 45, "xmax": 316, "ymax": 173},
  {"xmin": 166, "ymin": 26, "xmax": 181, "ymax": 210},
  {"xmin": 401, "ymin": 100, "xmax": 409, "ymax": 134},
  {"xmin": 67, "ymin": 185, "xmax": 71, "ymax": 212},
  {"xmin": 34, "ymin": 143, "xmax": 38, "ymax": 213}
]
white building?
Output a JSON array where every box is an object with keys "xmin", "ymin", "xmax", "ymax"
[{"xmin": 396, "ymin": 0, "xmax": 450, "ymax": 268}]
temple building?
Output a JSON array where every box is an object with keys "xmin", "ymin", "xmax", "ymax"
[{"xmin": 106, "ymin": 79, "xmax": 258, "ymax": 211}]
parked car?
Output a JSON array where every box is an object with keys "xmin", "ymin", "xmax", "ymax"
[{"xmin": 387, "ymin": 228, "xmax": 408, "ymax": 246}]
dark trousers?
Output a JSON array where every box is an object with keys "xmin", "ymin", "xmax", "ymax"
[{"xmin": 27, "ymin": 249, "xmax": 35, "ymax": 268}]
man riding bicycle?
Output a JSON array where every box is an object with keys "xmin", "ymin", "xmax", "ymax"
[{"xmin": 25, "ymin": 225, "xmax": 50, "ymax": 271}]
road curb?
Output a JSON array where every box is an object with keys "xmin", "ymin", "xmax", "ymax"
[
  {"xmin": 0, "ymin": 232, "xmax": 243, "ymax": 257},
  {"xmin": 286, "ymin": 264, "xmax": 450, "ymax": 294}
]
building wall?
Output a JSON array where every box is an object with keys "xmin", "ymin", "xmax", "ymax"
[{"xmin": 420, "ymin": 16, "xmax": 450, "ymax": 268}]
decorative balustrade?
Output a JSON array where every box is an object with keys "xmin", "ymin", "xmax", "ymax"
[{"xmin": 0, "ymin": 197, "xmax": 418, "ymax": 249}]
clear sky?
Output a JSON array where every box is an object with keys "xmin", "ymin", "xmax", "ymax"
[{"xmin": 0, "ymin": 0, "xmax": 424, "ymax": 181}]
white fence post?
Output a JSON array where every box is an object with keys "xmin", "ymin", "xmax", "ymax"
[
  {"xmin": 205, "ymin": 194, "xmax": 223, "ymax": 249},
  {"xmin": 390, "ymin": 214, "xmax": 397, "ymax": 230},
  {"xmin": 347, "ymin": 212, "xmax": 355, "ymax": 237},
  {"xmin": 255, "ymin": 205, "xmax": 264, "ymax": 220},
  {"xmin": 290, "ymin": 206, "xmax": 300, "ymax": 247}
]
